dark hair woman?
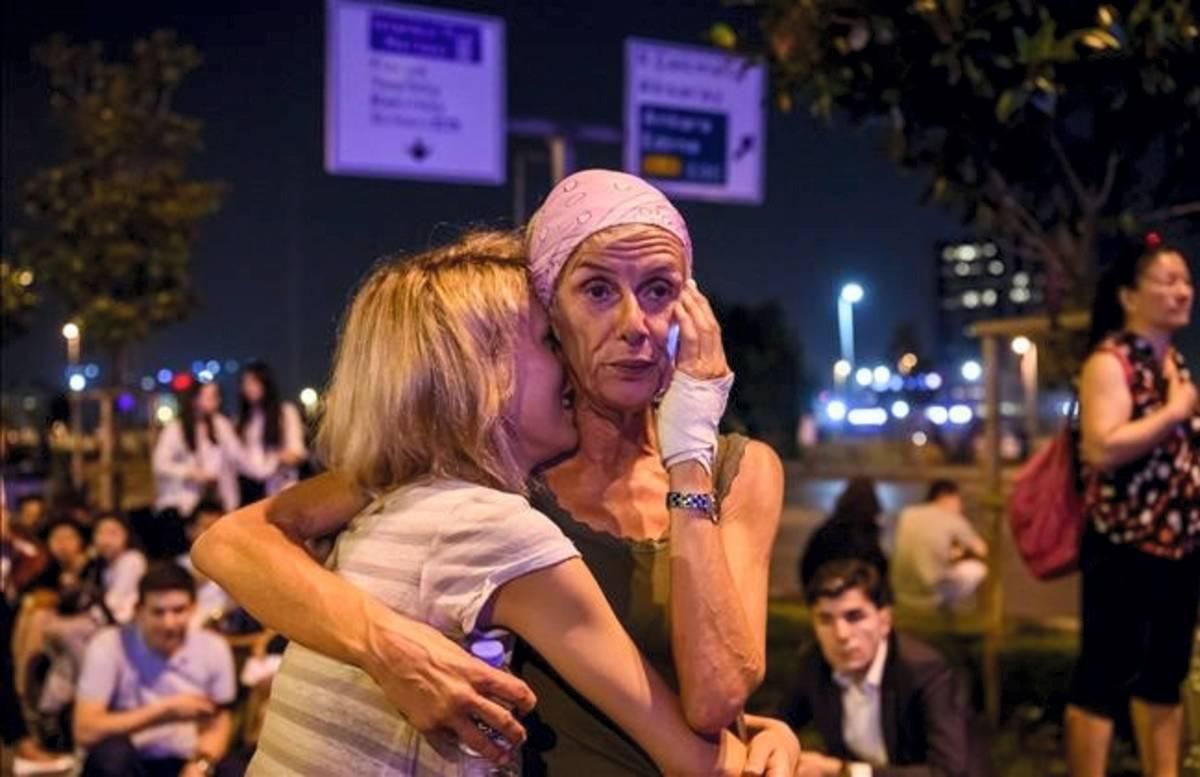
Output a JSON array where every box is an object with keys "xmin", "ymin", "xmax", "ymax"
[
  {"xmin": 799, "ymin": 477, "xmax": 890, "ymax": 594},
  {"xmin": 233, "ymin": 361, "xmax": 307, "ymax": 504},
  {"xmin": 1066, "ymin": 240, "xmax": 1199, "ymax": 777},
  {"xmin": 150, "ymin": 381, "xmax": 239, "ymax": 556}
]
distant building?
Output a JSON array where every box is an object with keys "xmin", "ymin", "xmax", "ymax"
[{"xmin": 935, "ymin": 240, "xmax": 1047, "ymax": 362}]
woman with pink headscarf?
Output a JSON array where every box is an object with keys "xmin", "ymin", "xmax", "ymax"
[{"xmin": 194, "ymin": 170, "xmax": 793, "ymax": 775}]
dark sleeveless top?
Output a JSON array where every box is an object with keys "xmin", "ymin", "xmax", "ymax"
[
  {"xmin": 1082, "ymin": 332, "xmax": 1200, "ymax": 559},
  {"xmin": 517, "ymin": 434, "xmax": 751, "ymax": 776}
]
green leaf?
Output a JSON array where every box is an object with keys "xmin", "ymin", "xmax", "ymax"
[{"xmin": 996, "ymin": 87, "xmax": 1026, "ymax": 121}]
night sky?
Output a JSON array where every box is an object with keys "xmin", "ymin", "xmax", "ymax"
[{"xmin": 7, "ymin": 0, "xmax": 1017, "ymax": 398}]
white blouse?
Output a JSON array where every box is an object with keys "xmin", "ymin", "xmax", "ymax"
[
  {"xmin": 151, "ymin": 415, "xmax": 240, "ymax": 515},
  {"xmin": 232, "ymin": 402, "xmax": 307, "ymax": 496}
]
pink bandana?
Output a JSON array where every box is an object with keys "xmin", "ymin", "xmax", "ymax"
[{"xmin": 526, "ymin": 169, "xmax": 693, "ymax": 307}]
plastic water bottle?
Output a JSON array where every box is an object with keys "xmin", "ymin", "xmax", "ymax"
[{"xmin": 457, "ymin": 634, "xmax": 521, "ymax": 777}]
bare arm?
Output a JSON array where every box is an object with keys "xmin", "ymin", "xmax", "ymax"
[
  {"xmin": 669, "ymin": 443, "xmax": 783, "ymax": 733},
  {"xmin": 492, "ymin": 558, "xmax": 746, "ymax": 776},
  {"xmin": 191, "ymin": 473, "xmax": 535, "ymax": 761},
  {"xmin": 73, "ymin": 695, "xmax": 208, "ymax": 748},
  {"xmin": 1080, "ymin": 351, "xmax": 1193, "ymax": 472},
  {"xmin": 194, "ymin": 708, "xmax": 233, "ymax": 762}
]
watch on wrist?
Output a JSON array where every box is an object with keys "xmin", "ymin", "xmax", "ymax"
[{"xmin": 666, "ymin": 491, "xmax": 718, "ymax": 523}]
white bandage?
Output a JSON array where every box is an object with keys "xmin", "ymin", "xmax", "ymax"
[{"xmin": 656, "ymin": 371, "xmax": 735, "ymax": 474}]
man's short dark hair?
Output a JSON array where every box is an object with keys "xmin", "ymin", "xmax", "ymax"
[
  {"xmin": 187, "ymin": 500, "xmax": 224, "ymax": 525},
  {"xmin": 16, "ymin": 494, "xmax": 46, "ymax": 508},
  {"xmin": 138, "ymin": 562, "xmax": 196, "ymax": 604},
  {"xmin": 805, "ymin": 558, "xmax": 892, "ymax": 608},
  {"xmin": 926, "ymin": 479, "xmax": 960, "ymax": 503}
]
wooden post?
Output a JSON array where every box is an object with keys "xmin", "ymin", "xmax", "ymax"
[
  {"xmin": 980, "ymin": 333, "xmax": 1003, "ymax": 725},
  {"xmin": 97, "ymin": 390, "xmax": 115, "ymax": 510}
]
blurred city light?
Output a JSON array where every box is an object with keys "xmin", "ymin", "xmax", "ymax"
[
  {"xmin": 83, "ymin": 364, "xmax": 100, "ymax": 379},
  {"xmin": 157, "ymin": 369, "xmax": 173, "ymax": 385},
  {"xmin": 898, "ymin": 353, "xmax": 918, "ymax": 375},
  {"xmin": 141, "ymin": 376, "xmax": 157, "ymax": 391},
  {"xmin": 840, "ymin": 283, "xmax": 864, "ymax": 304},
  {"xmin": 847, "ymin": 408, "xmax": 888, "ymax": 426},
  {"xmin": 299, "ymin": 387, "xmax": 320, "ymax": 408},
  {"xmin": 891, "ymin": 400, "xmax": 911, "ymax": 419},
  {"xmin": 62, "ymin": 322, "xmax": 80, "ymax": 341},
  {"xmin": 911, "ymin": 431, "xmax": 928, "ymax": 447},
  {"xmin": 68, "ymin": 374, "xmax": 86, "ymax": 392},
  {"xmin": 925, "ymin": 372, "xmax": 944, "ymax": 390},
  {"xmin": 855, "ymin": 368, "xmax": 873, "ymax": 387},
  {"xmin": 961, "ymin": 360, "xmax": 983, "ymax": 382},
  {"xmin": 872, "ymin": 366, "xmax": 891, "ymax": 389},
  {"xmin": 826, "ymin": 399, "xmax": 848, "ymax": 422},
  {"xmin": 925, "ymin": 405, "xmax": 949, "ymax": 425},
  {"xmin": 197, "ymin": 370, "xmax": 215, "ymax": 383},
  {"xmin": 1012, "ymin": 336, "xmax": 1033, "ymax": 356},
  {"xmin": 206, "ymin": 360, "xmax": 221, "ymax": 375},
  {"xmin": 155, "ymin": 405, "xmax": 176, "ymax": 424},
  {"xmin": 948, "ymin": 404, "xmax": 974, "ymax": 424},
  {"xmin": 833, "ymin": 360, "xmax": 852, "ymax": 380}
]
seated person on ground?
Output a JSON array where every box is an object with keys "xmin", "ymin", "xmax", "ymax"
[
  {"xmin": 175, "ymin": 502, "xmax": 235, "ymax": 632},
  {"xmin": 73, "ymin": 562, "xmax": 241, "ymax": 777},
  {"xmin": 891, "ymin": 480, "xmax": 988, "ymax": 612},
  {"xmin": 34, "ymin": 514, "xmax": 149, "ymax": 718},
  {"xmin": 782, "ymin": 559, "xmax": 976, "ymax": 777}
]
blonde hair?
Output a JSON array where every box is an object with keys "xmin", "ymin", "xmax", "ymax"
[{"xmin": 318, "ymin": 230, "xmax": 531, "ymax": 494}]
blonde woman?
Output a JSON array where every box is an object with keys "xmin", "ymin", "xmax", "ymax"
[
  {"xmin": 198, "ymin": 173, "xmax": 797, "ymax": 775},
  {"xmin": 217, "ymin": 233, "xmax": 748, "ymax": 776}
]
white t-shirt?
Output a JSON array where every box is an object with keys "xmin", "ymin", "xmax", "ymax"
[
  {"xmin": 249, "ymin": 479, "xmax": 580, "ymax": 776},
  {"xmin": 891, "ymin": 503, "xmax": 985, "ymax": 609},
  {"xmin": 232, "ymin": 403, "xmax": 307, "ymax": 496},
  {"xmin": 151, "ymin": 417, "xmax": 240, "ymax": 514}
]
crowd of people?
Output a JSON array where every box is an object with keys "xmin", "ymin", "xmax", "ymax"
[
  {"xmin": 2, "ymin": 358, "xmax": 307, "ymax": 776},
  {"xmin": 1, "ymin": 169, "xmax": 1196, "ymax": 777}
]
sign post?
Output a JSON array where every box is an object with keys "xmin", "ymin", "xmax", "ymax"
[
  {"xmin": 624, "ymin": 38, "xmax": 766, "ymax": 204},
  {"xmin": 326, "ymin": 0, "xmax": 506, "ymax": 184}
]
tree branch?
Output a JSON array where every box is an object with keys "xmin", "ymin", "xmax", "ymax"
[
  {"xmin": 1142, "ymin": 201, "xmax": 1200, "ymax": 223},
  {"xmin": 1096, "ymin": 153, "xmax": 1118, "ymax": 207},
  {"xmin": 1050, "ymin": 135, "xmax": 1092, "ymax": 211}
]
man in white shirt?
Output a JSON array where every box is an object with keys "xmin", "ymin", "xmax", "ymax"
[
  {"xmin": 891, "ymin": 481, "xmax": 988, "ymax": 612},
  {"xmin": 782, "ymin": 559, "xmax": 979, "ymax": 777}
]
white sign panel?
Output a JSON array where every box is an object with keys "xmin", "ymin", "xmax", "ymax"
[
  {"xmin": 624, "ymin": 38, "xmax": 765, "ymax": 204},
  {"xmin": 326, "ymin": 0, "xmax": 505, "ymax": 184}
]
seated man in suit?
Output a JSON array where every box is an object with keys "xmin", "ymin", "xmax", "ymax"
[{"xmin": 781, "ymin": 558, "xmax": 978, "ymax": 777}]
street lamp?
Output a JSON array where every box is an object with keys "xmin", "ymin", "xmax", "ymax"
[
  {"xmin": 838, "ymin": 283, "xmax": 864, "ymax": 367},
  {"xmin": 62, "ymin": 322, "xmax": 83, "ymax": 490},
  {"xmin": 1013, "ymin": 337, "xmax": 1039, "ymax": 441},
  {"xmin": 833, "ymin": 359, "xmax": 852, "ymax": 387}
]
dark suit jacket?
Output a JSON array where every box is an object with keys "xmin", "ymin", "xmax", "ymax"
[{"xmin": 780, "ymin": 632, "xmax": 984, "ymax": 777}]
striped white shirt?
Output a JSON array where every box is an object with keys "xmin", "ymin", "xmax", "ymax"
[{"xmin": 249, "ymin": 479, "xmax": 579, "ymax": 776}]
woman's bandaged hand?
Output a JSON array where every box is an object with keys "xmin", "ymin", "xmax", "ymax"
[{"xmin": 657, "ymin": 371, "xmax": 734, "ymax": 473}]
